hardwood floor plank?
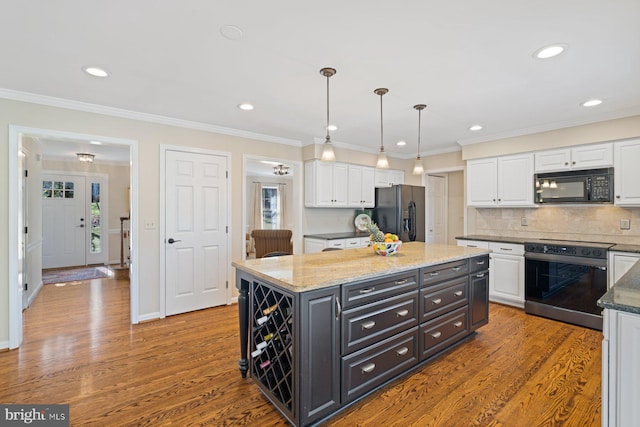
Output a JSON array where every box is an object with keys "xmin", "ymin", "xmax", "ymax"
[{"xmin": 0, "ymin": 279, "xmax": 602, "ymax": 426}]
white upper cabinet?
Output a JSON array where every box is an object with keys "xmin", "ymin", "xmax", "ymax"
[
  {"xmin": 374, "ymin": 168, "xmax": 405, "ymax": 188},
  {"xmin": 467, "ymin": 154, "xmax": 534, "ymax": 207},
  {"xmin": 534, "ymin": 143, "xmax": 613, "ymax": 172},
  {"xmin": 305, "ymin": 160, "xmax": 348, "ymax": 207},
  {"xmin": 347, "ymin": 165, "xmax": 375, "ymax": 208},
  {"xmin": 614, "ymin": 139, "xmax": 640, "ymax": 206}
]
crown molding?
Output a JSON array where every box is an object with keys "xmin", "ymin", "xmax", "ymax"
[
  {"xmin": 457, "ymin": 107, "xmax": 640, "ymax": 146},
  {"xmin": 308, "ymin": 137, "xmax": 460, "ymax": 160},
  {"xmin": 0, "ymin": 88, "xmax": 303, "ymax": 147}
]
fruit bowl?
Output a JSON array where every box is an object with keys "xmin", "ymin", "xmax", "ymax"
[{"xmin": 372, "ymin": 241, "xmax": 402, "ymax": 256}]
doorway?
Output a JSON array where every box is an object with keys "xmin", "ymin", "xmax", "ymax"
[{"xmin": 8, "ymin": 126, "xmax": 138, "ymax": 349}]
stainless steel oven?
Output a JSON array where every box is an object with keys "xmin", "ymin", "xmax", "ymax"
[{"xmin": 524, "ymin": 240, "xmax": 614, "ymax": 330}]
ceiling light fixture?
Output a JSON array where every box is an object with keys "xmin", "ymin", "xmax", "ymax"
[
  {"xmin": 77, "ymin": 153, "xmax": 95, "ymax": 163},
  {"xmin": 89, "ymin": 140, "xmax": 103, "ymax": 145},
  {"xmin": 83, "ymin": 66, "xmax": 109, "ymax": 78},
  {"xmin": 374, "ymin": 88, "xmax": 389, "ymax": 169},
  {"xmin": 412, "ymin": 104, "xmax": 427, "ymax": 175},
  {"xmin": 533, "ymin": 44, "xmax": 567, "ymax": 59},
  {"xmin": 273, "ymin": 164, "xmax": 290, "ymax": 175},
  {"xmin": 469, "ymin": 124, "xmax": 483, "ymax": 131},
  {"xmin": 238, "ymin": 103, "xmax": 254, "ymax": 111},
  {"xmin": 582, "ymin": 99, "xmax": 603, "ymax": 107},
  {"xmin": 320, "ymin": 67, "xmax": 337, "ymax": 162}
]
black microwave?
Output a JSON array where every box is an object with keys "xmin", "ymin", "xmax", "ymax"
[{"xmin": 534, "ymin": 168, "xmax": 613, "ymax": 204}]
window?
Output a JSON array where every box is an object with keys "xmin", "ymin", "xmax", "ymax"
[
  {"xmin": 261, "ymin": 186, "xmax": 280, "ymax": 229},
  {"xmin": 42, "ymin": 180, "xmax": 74, "ymax": 199},
  {"xmin": 90, "ymin": 183, "xmax": 101, "ymax": 254}
]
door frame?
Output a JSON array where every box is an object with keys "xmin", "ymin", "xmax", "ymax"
[
  {"xmin": 159, "ymin": 144, "xmax": 233, "ymax": 318},
  {"xmin": 242, "ymin": 155, "xmax": 304, "ymax": 259},
  {"xmin": 422, "ymin": 165, "xmax": 465, "ymax": 245},
  {"xmin": 8, "ymin": 125, "xmax": 139, "ymax": 349}
]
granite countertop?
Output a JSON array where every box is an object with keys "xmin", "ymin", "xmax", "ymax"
[
  {"xmin": 233, "ymin": 242, "xmax": 490, "ymax": 293},
  {"xmin": 598, "ymin": 259, "xmax": 640, "ymax": 315},
  {"xmin": 610, "ymin": 244, "xmax": 640, "ymax": 253},
  {"xmin": 455, "ymin": 235, "xmax": 527, "ymax": 245},
  {"xmin": 304, "ymin": 232, "xmax": 370, "ymax": 240}
]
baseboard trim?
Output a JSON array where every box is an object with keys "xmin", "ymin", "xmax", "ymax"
[
  {"xmin": 0, "ymin": 340, "xmax": 9, "ymax": 351},
  {"xmin": 137, "ymin": 312, "xmax": 161, "ymax": 323},
  {"xmin": 27, "ymin": 282, "xmax": 44, "ymax": 308}
]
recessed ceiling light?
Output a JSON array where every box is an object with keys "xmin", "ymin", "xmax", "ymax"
[
  {"xmin": 582, "ymin": 99, "xmax": 603, "ymax": 107},
  {"xmin": 533, "ymin": 44, "xmax": 567, "ymax": 59},
  {"xmin": 83, "ymin": 66, "xmax": 109, "ymax": 77},
  {"xmin": 327, "ymin": 124, "xmax": 338, "ymax": 131},
  {"xmin": 260, "ymin": 160, "xmax": 281, "ymax": 166},
  {"xmin": 220, "ymin": 25, "xmax": 244, "ymax": 40},
  {"xmin": 469, "ymin": 125, "xmax": 483, "ymax": 131},
  {"xmin": 89, "ymin": 140, "xmax": 103, "ymax": 145},
  {"xmin": 238, "ymin": 103, "xmax": 254, "ymax": 111},
  {"xmin": 396, "ymin": 140, "xmax": 407, "ymax": 147}
]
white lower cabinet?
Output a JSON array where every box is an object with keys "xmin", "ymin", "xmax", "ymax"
[
  {"xmin": 457, "ymin": 239, "xmax": 524, "ymax": 308},
  {"xmin": 608, "ymin": 251, "xmax": 640, "ymax": 287},
  {"xmin": 304, "ymin": 237, "xmax": 370, "ymax": 253},
  {"xmin": 603, "ymin": 309, "xmax": 640, "ymax": 427}
]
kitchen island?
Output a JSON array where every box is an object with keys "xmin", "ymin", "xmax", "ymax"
[{"xmin": 233, "ymin": 242, "xmax": 490, "ymax": 426}]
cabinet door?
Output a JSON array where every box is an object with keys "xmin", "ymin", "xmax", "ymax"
[
  {"xmin": 610, "ymin": 252, "xmax": 640, "ymax": 286},
  {"xmin": 315, "ymin": 162, "xmax": 335, "ymax": 207},
  {"xmin": 616, "ymin": 312, "xmax": 640, "ymax": 426},
  {"xmin": 469, "ymin": 268, "xmax": 489, "ymax": 331},
  {"xmin": 299, "ymin": 287, "xmax": 341, "ymax": 425},
  {"xmin": 374, "ymin": 169, "xmax": 390, "ymax": 188},
  {"xmin": 497, "ymin": 154, "xmax": 534, "ymax": 206},
  {"xmin": 466, "ymin": 158, "xmax": 498, "ymax": 206},
  {"xmin": 534, "ymin": 149, "xmax": 571, "ymax": 172},
  {"xmin": 614, "ymin": 139, "xmax": 640, "ymax": 206},
  {"xmin": 348, "ymin": 165, "xmax": 364, "ymax": 206},
  {"xmin": 304, "ymin": 238, "xmax": 327, "ymax": 254},
  {"xmin": 389, "ymin": 170, "xmax": 405, "ymax": 186},
  {"xmin": 489, "ymin": 253, "xmax": 524, "ymax": 307},
  {"xmin": 361, "ymin": 167, "xmax": 376, "ymax": 207},
  {"xmin": 572, "ymin": 143, "xmax": 613, "ymax": 169},
  {"xmin": 332, "ymin": 163, "xmax": 348, "ymax": 206}
]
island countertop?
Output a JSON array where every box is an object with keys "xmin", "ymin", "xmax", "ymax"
[
  {"xmin": 232, "ymin": 241, "xmax": 490, "ymax": 292},
  {"xmin": 598, "ymin": 259, "xmax": 640, "ymax": 315}
]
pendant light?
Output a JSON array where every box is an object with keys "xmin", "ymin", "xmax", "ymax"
[
  {"xmin": 320, "ymin": 67, "xmax": 337, "ymax": 162},
  {"xmin": 375, "ymin": 88, "xmax": 389, "ymax": 169},
  {"xmin": 412, "ymin": 104, "xmax": 426, "ymax": 175}
]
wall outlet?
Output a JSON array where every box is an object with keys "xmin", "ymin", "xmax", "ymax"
[
  {"xmin": 144, "ymin": 219, "xmax": 157, "ymax": 230},
  {"xmin": 620, "ymin": 219, "xmax": 631, "ymax": 230},
  {"xmin": 521, "ymin": 217, "xmax": 528, "ymax": 226}
]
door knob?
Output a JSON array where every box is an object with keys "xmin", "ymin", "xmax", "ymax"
[{"xmin": 167, "ymin": 238, "xmax": 181, "ymax": 244}]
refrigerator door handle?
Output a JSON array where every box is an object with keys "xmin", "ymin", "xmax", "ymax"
[{"xmin": 408, "ymin": 201, "xmax": 416, "ymax": 241}]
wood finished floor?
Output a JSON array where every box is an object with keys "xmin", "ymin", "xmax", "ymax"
[{"xmin": 0, "ymin": 277, "xmax": 602, "ymax": 426}]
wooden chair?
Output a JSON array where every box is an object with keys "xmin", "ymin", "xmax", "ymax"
[
  {"xmin": 251, "ymin": 229, "xmax": 293, "ymax": 258},
  {"xmin": 262, "ymin": 251, "xmax": 292, "ymax": 258}
]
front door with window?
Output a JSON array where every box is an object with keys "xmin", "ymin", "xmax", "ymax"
[{"xmin": 42, "ymin": 174, "xmax": 87, "ymax": 268}]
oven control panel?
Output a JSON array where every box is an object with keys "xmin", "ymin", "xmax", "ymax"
[{"xmin": 524, "ymin": 242, "xmax": 608, "ymax": 259}]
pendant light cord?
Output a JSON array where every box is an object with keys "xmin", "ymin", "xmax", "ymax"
[
  {"xmin": 326, "ymin": 74, "xmax": 330, "ymax": 142},
  {"xmin": 380, "ymin": 93, "xmax": 384, "ymax": 151}
]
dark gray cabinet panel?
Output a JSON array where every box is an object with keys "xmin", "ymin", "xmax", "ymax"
[
  {"xmin": 299, "ymin": 287, "xmax": 341, "ymax": 426},
  {"xmin": 469, "ymin": 258, "xmax": 489, "ymax": 331},
  {"xmin": 469, "ymin": 255, "xmax": 489, "ymax": 273},
  {"xmin": 420, "ymin": 276, "xmax": 469, "ymax": 322},
  {"xmin": 419, "ymin": 306, "xmax": 469, "ymax": 360},
  {"xmin": 422, "ymin": 259, "xmax": 468, "ymax": 286},
  {"xmin": 342, "ymin": 270, "xmax": 419, "ymax": 309}
]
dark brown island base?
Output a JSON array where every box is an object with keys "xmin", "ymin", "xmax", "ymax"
[{"xmin": 233, "ymin": 242, "xmax": 491, "ymax": 427}]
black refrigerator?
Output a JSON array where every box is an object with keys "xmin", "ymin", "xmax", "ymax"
[{"xmin": 373, "ymin": 185, "xmax": 426, "ymax": 242}]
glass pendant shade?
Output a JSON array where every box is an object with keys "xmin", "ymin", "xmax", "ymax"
[
  {"xmin": 412, "ymin": 156, "xmax": 424, "ymax": 175},
  {"xmin": 376, "ymin": 150, "xmax": 389, "ymax": 168},
  {"xmin": 320, "ymin": 67, "xmax": 337, "ymax": 162}
]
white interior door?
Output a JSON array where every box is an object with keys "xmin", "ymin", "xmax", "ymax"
[
  {"xmin": 165, "ymin": 149, "xmax": 228, "ymax": 316},
  {"xmin": 42, "ymin": 174, "xmax": 86, "ymax": 268},
  {"xmin": 426, "ymin": 175, "xmax": 446, "ymax": 244}
]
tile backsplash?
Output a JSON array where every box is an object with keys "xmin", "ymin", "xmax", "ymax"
[{"xmin": 468, "ymin": 205, "xmax": 640, "ymax": 244}]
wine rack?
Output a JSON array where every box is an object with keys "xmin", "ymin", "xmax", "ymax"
[{"xmin": 251, "ymin": 281, "xmax": 294, "ymax": 413}]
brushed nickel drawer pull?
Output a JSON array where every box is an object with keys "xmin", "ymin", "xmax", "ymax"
[
  {"xmin": 395, "ymin": 278, "xmax": 409, "ymax": 285},
  {"xmin": 453, "ymin": 321, "xmax": 463, "ymax": 328},
  {"xmin": 396, "ymin": 347, "xmax": 409, "ymax": 356},
  {"xmin": 476, "ymin": 260, "xmax": 485, "ymax": 265},
  {"xmin": 396, "ymin": 309, "xmax": 409, "ymax": 317},
  {"xmin": 431, "ymin": 331, "xmax": 442, "ymax": 339},
  {"xmin": 467, "ymin": 244, "xmax": 478, "ymax": 248},
  {"xmin": 361, "ymin": 320, "xmax": 376, "ymax": 330},
  {"xmin": 476, "ymin": 273, "xmax": 485, "ymax": 278},
  {"xmin": 500, "ymin": 247, "xmax": 512, "ymax": 251},
  {"xmin": 432, "ymin": 298, "xmax": 442, "ymax": 305},
  {"xmin": 429, "ymin": 272, "xmax": 440, "ymax": 277},
  {"xmin": 453, "ymin": 291, "xmax": 463, "ymax": 297},
  {"xmin": 359, "ymin": 287, "xmax": 375, "ymax": 294},
  {"xmin": 361, "ymin": 363, "xmax": 376, "ymax": 373},
  {"xmin": 452, "ymin": 267, "xmax": 461, "ymax": 272}
]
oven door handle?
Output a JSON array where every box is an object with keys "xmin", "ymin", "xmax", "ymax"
[{"xmin": 524, "ymin": 252, "xmax": 607, "ymax": 268}]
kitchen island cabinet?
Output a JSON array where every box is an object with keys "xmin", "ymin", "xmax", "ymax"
[
  {"xmin": 233, "ymin": 242, "xmax": 490, "ymax": 426},
  {"xmin": 598, "ymin": 259, "xmax": 640, "ymax": 427}
]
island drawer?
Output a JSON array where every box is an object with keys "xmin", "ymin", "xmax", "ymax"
[
  {"xmin": 342, "ymin": 291, "xmax": 419, "ymax": 355},
  {"xmin": 469, "ymin": 255, "xmax": 489, "ymax": 274},
  {"xmin": 341, "ymin": 327, "xmax": 419, "ymax": 403},
  {"xmin": 342, "ymin": 270, "xmax": 419, "ymax": 309},
  {"xmin": 421, "ymin": 260, "xmax": 468, "ymax": 287},
  {"xmin": 419, "ymin": 306, "xmax": 469, "ymax": 360},
  {"xmin": 420, "ymin": 276, "xmax": 469, "ymax": 322}
]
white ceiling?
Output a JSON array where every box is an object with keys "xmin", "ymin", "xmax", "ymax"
[{"xmin": 2, "ymin": 1, "xmax": 640, "ymax": 162}]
